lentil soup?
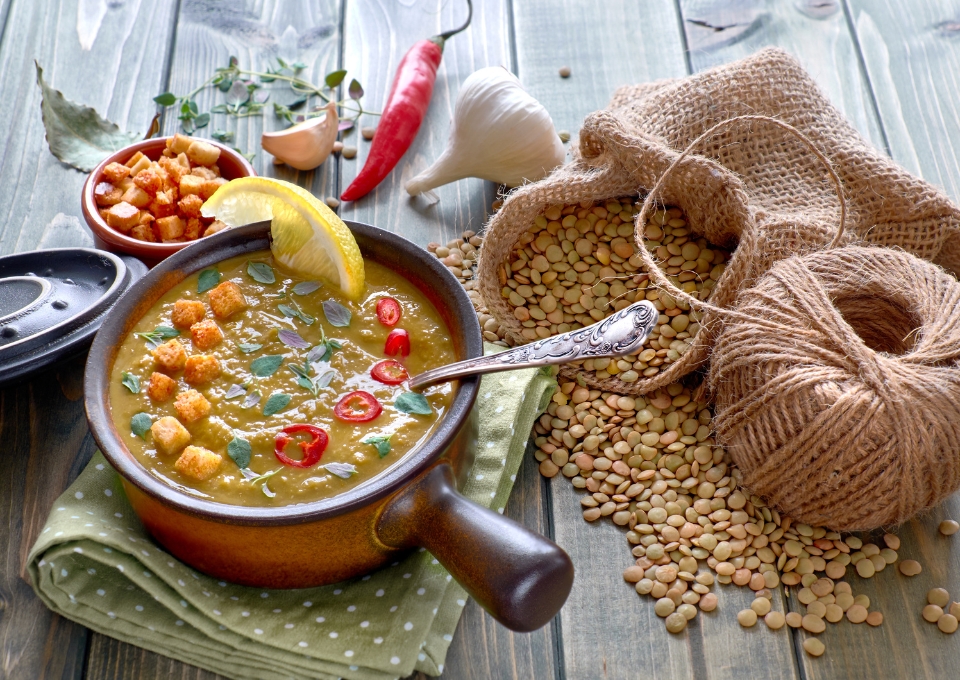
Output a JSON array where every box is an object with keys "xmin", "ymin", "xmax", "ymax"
[{"xmin": 109, "ymin": 251, "xmax": 456, "ymax": 506}]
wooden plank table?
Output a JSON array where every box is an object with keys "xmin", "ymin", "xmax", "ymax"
[{"xmin": 1, "ymin": 1, "xmax": 959, "ymax": 678}]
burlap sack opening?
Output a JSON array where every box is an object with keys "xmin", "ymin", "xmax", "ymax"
[{"xmin": 477, "ymin": 48, "xmax": 960, "ymax": 395}]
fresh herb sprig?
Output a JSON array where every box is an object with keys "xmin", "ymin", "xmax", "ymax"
[{"xmin": 153, "ymin": 57, "xmax": 377, "ymax": 138}]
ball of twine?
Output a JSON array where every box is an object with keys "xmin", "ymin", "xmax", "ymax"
[
  {"xmin": 709, "ymin": 246, "xmax": 960, "ymax": 530},
  {"xmin": 631, "ymin": 115, "xmax": 960, "ymax": 530}
]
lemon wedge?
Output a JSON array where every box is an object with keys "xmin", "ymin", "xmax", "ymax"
[{"xmin": 201, "ymin": 177, "xmax": 364, "ymax": 299}]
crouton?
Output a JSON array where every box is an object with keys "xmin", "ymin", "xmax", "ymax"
[
  {"xmin": 174, "ymin": 445, "xmax": 222, "ymax": 481},
  {"xmin": 168, "ymin": 133, "xmax": 193, "ymax": 154},
  {"xmin": 184, "ymin": 354, "xmax": 220, "ymax": 385},
  {"xmin": 179, "ymin": 174, "xmax": 205, "ymax": 197},
  {"xmin": 105, "ymin": 202, "xmax": 140, "ymax": 232},
  {"xmin": 153, "ymin": 338, "xmax": 186, "ymax": 373},
  {"xmin": 130, "ymin": 223, "xmax": 158, "ymax": 242},
  {"xmin": 204, "ymin": 220, "xmax": 230, "ymax": 237},
  {"xmin": 184, "ymin": 217, "xmax": 202, "ymax": 240},
  {"xmin": 102, "ymin": 162, "xmax": 131, "ymax": 183},
  {"xmin": 155, "ymin": 215, "xmax": 185, "ymax": 241},
  {"xmin": 174, "ymin": 389, "xmax": 211, "ymax": 422},
  {"xmin": 171, "ymin": 299, "xmax": 205, "ymax": 329},
  {"xmin": 94, "ymin": 182, "xmax": 123, "ymax": 207},
  {"xmin": 186, "ymin": 140, "xmax": 221, "ymax": 167},
  {"xmin": 129, "ymin": 154, "xmax": 151, "ymax": 176},
  {"xmin": 176, "ymin": 152, "xmax": 190, "ymax": 168},
  {"xmin": 199, "ymin": 177, "xmax": 227, "ymax": 201},
  {"xmin": 120, "ymin": 185, "xmax": 152, "ymax": 209},
  {"xmin": 178, "ymin": 193, "xmax": 204, "ymax": 218},
  {"xmin": 158, "ymin": 155, "xmax": 188, "ymax": 184},
  {"xmin": 190, "ymin": 166, "xmax": 218, "ymax": 181},
  {"xmin": 161, "ymin": 147, "xmax": 176, "ymax": 158},
  {"xmin": 146, "ymin": 371, "xmax": 177, "ymax": 402},
  {"xmin": 138, "ymin": 211, "xmax": 155, "ymax": 226},
  {"xmin": 133, "ymin": 167, "xmax": 163, "ymax": 195},
  {"xmin": 151, "ymin": 416, "xmax": 191, "ymax": 455},
  {"xmin": 190, "ymin": 319, "xmax": 223, "ymax": 350},
  {"xmin": 207, "ymin": 281, "xmax": 247, "ymax": 319},
  {"xmin": 124, "ymin": 151, "xmax": 147, "ymax": 168},
  {"xmin": 150, "ymin": 188, "xmax": 178, "ymax": 219}
]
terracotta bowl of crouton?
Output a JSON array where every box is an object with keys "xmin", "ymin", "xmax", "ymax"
[{"xmin": 81, "ymin": 136, "xmax": 255, "ymax": 264}]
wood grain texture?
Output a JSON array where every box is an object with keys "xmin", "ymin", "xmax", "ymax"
[
  {"xmin": 0, "ymin": 355, "xmax": 98, "ymax": 680},
  {"xmin": 412, "ymin": 444, "xmax": 559, "ymax": 680},
  {"xmin": 84, "ymin": 639, "xmax": 229, "ymax": 680},
  {"xmin": 338, "ymin": 0, "xmax": 509, "ymax": 246},
  {"xmin": 845, "ymin": 0, "xmax": 960, "ymax": 194},
  {"xmin": 164, "ymin": 0, "xmax": 342, "ymax": 204},
  {"xmin": 679, "ymin": 0, "xmax": 886, "ymax": 151},
  {"xmin": 0, "ymin": 0, "xmax": 178, "ymax": 256}
]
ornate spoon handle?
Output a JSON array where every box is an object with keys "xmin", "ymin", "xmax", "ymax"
[{"xmin": 408, "ymin": 300, "xmax": 659, "ymax": 391}]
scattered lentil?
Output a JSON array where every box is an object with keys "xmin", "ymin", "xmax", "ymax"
[
  {"xmin": 847, "ymin": 605, "xmax": 869, "ymax": 624},
  {"xmin": 764, "ymin": 611, "xmax": 785, "ymax": 630},
  {"xmin": 928, "ymin": 588, "xmax": 950, "ymax": 608},
  {"xmin": 922, "ymin": 604, "xmax": 943, "ymax": 623},
  {"xmin": 737, "ymin": 609, "xmax": 758, "ymax": 627},
  {"xmin": 803, "ymin": 639, "xmax": 825, "ymax": 657},
  {"xmin": 558, "ymin": 66, "xmax": 571, "ymax": 78},
  {"xmin": 939, "ymin": 614, "xmax": 959, "ymax": 634},
  {"xmin": 940, "ymin": 520, "xmax": 960, "ymax": 536},
  {"xmin": 899, "ymin": 559, "xmax": 922, "ymax": 576},
  {"xmin": 666, "ymin": 612, "xmax": 687, "ymax": 633}
]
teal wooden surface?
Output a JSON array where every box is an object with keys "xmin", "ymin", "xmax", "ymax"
[{"xmin": 1, "ymin": 1, "xmax": 960, "ymax": 679}]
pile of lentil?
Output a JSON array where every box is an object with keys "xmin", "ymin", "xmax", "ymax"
[
  {"xmin": 428, "ymin": 200, "xmax": 959, "ymax": 658},
  {"xmin": 494, "ymin": 198, "xmax": 729, "ymax": 385}
]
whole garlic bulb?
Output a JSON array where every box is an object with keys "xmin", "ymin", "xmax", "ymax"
[
  {"xmin": 406, "ymin": 67, "xmax": 565, "ymax": 195},
  {"xmin": 262, "ymin": 102, "xmax": 338, "ymax": 171}
]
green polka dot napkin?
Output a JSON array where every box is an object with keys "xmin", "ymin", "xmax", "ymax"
[{"xmin": 28, "ymin": 345, "xmax": 556, "ymax": 680}]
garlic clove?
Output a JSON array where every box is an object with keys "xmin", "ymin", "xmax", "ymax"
[
  {"xmin": 262, "ymin": 102, "xmax": 339, "ymax": 171},
  {"xmin": 406, "ymin": 67, "xmax": 565, "ymax": 196}
]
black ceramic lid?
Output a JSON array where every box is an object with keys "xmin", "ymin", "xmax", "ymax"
[{"xmin": 0, "ymin": 248, "xmax": 147, "ymax": 386}]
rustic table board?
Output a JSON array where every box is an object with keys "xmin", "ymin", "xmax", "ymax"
[{"xmin": 1, "ymin": 1, "xmax": 959, "ymax": 679}]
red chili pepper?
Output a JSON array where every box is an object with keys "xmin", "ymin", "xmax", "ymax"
[
  {"xmin": 371, "ymin": 359, "xmax": 409, "ymax": 385},
  {"xmin": 340, "ymin": 1, "xmax": 473, "ymax": 202},
  {"xmin": 274, "ymin": 424, "xmax": 329, "ymax": 468},
  {"xmin": 376, "ymin": 297, "xmax": 402, "ymax": 326},
  {"xmin": 384, "ymin": 328, "xmax": 411, "ymax": 358},
  {"xmin": 334, "ymin": 391, "xmax": 383, "ymax": 423}
]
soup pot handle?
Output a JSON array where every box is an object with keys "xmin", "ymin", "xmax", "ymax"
[{"xmin": 376, "ymin": 462, "xmax": 574, "ymax": 632}]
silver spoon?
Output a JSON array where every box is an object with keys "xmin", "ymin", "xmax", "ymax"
[{"xmin": 408, "ymin": 300, "xmax": 659, "ymax": 390}]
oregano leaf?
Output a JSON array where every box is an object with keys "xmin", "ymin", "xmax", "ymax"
[
  {"xmin": 227, "ymin": 437, "xmax": 252, "ymax": 468},
  {"xmin": 224, "ymin": 384, "xmax": 245, "ymax": 399},
  {"xmin": 348, "ymin": 78, "xmax": 364, "ymax": 100},
  {"xmin": 130, "ymin": 412, "xmax": 152, "ymax": 439},
  {"xmin": 243, "ymin": 391, "xmax": 261, "ymax": 409},
  {"xmin": 238, "ymin": 342, "xmax": 263, "ymax": 353},
  {"xmin": 247, "ymin": 261, "xmax": 276, "ymax": 284},
  {"xmin": 263, "ymin": 392, "xmax": 291, "ymax": 416},
  {"xmin": 325, "ymin": 69, "xmax": 347, "ymax": 88},
  {"xmin": 323, "ymin": 462, "xmax": 357, "ymax": 479},
  {"xmin": 198, "ymin": 268, "xmax": 220, "ymax": 293},
  {"xmin": 395, "ymin": 392, "xmax": 432, "ymax": 415},
  {"xmin": 362, "ymin": 435, "xmax": 392, "ymax": 458},
  {"xmin": 121, "ymin": 372, "xmax": 140, "ymax": 394},
  {"xmin": 293, "ymin": 281, "xmax": 321, "ymax": 296},
  {"xmin": 153, "ymin": 92, "xmax": 177, "ymax": 106},
  {"xmin": 278, "ymin": 329, "xmax": 310, "ymax": 349},
  {"xmin": 250, "ymin": 355, "xmax": 284, "ymax": 377},
  {"xmin": 322, "ymin": 300, "xmax": 351, "ymax": 327}
]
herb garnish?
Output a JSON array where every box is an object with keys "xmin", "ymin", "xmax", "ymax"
[
  {"xmin": 243, "ymin": 391, "xmax": 261, "ymax": 409},
  {"xmin": 293, "ymin": 281, "xmax": 321, "ymax": 296},
  {"xmin": 247, "ymin": 261, "xmax": 276, "ymax": 284},
  {"xmin": 238, "ymin": 343, "xmax": 263, "ymax": 353},
  {"xmin": 198, "ymin": 268, "xmax": 220, "ymax": 294},
  {"xmin": 322, "ymin": 300, "xmax": 351, "ymax": 327},
  {"xmin": 136, "ymin": 326, "xmax": 180, "ymax": 348},
  {"xmin": 224, "ymin": 384, "xmax": 246, "ymax": 400},
  {"xmin": 227, "ymin": 437, "xmax": 252, "ymax": 468},
  {"xmin": 243, "ymin": 467, "xmax": 281, "ymax": 497},
  {"xmin": 130, "ymin": 413, "xmax": 152, "ymax": 438},
  {"xmin": 121, "ymin": 372, "xmax": 140, "ymax": 394},
  {"xmin": 323, "ymin": 462, "xmax": 358, "ymax": 479},
  {"xmin": 289, "ymin": 362, "xmax": 336, "ymax": 396},
  {"xmin": 263, "ymin": 393, "xmax": 292, "ymax": 416},
  {"xmin": 250, "ymin": 355, "xmax": 284, "ymax": 377},
  {"xmin": 279, "ymin": 301, "xmax": 315, "ymax": 325},
  {"xmin": 278, "ymin": 329, "xmax": 311, "ymax": 349},
  {"xmin": 395, "ymin": 392, "xmax": 432, "ymax": 415},
  {"xmin": 362, "ymin": 435, "xmax": 392, "ymax": 458}
]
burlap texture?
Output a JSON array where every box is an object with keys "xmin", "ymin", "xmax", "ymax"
[{"xmin": 477, "ymin": 47, "xmax": 960, "ymax": 395}]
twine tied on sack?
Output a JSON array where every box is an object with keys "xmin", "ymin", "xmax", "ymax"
[{"xmin": 634, "ymin": 115, "xmax": 960, "ymax": 531}]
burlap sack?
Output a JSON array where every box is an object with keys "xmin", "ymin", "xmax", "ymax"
[{"xmin": 477, "ymin": 47, "xmax": 960, "ymax": 395}]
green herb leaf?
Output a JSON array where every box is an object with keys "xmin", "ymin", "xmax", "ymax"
[
  {"xmin": 292, "ymin": 61, "xmax": 307, "ymax": 71},
  {"xmin": 278, "ymin": 329, "xmax": 310, "ymax": 349},
  {"xmin": 35, "ymin": 62, "xmax": 142, "ymax": 172},
  {"xmin": 323, "ymin": 462, "xmax": 357, "ymax": 479},
  {"xmin": 362, "ymin": 435, "xmax": 392, "ymax": 458},
  {"xmin": 245, "ymin": 467, "xmax": 280, "ymax": 485},
  {"xmin": 226, "ymin": 80, "xmax": 250, "ymax": 107},
  {"xmin": 322, "ymin": 300, "xmax": 351, "ymax": 327},
  {"xmin": 293, "ymin": 281, "xmax": 321, "ymax": 296},
  {"xmin": 395, "ymin": 392, "xmax": 432, "ymax": 415},
  {"xmin": 288, "ymin": 363, "xmax": 310, "ymax": 379},
  {"xmin": 154, "ymin": 92, "xmax": 177, "ymax": 106},
  {"xmin": 227, "ymin": 437, "xmax": 252, "ymax": 468},
  {"xmin": 238, "ymin": 343, "xmax": 263, "ymax": 353},
  {"xmin": 130, "ymin": 412, "xmax": 152, "ymax": 439},
  {"xmin": 243, "ymin": 391, "xmax": 261, "ymax": 409},
  {"xmin": 212, "ymin": 129, "xmax": 235, "ymax": 143},
  {"xmin": 348, "ymin": 79, "xmax": 364, "ymax": 100},
  {"xmin": 250, "ymin": 355, "xmax": 284, "ymax": 377},
  {"xmin": 136, "ymin": 326, "xmax": 180, "ymax": 347},
  {"xmin": 198, "ymin": 268, "xmax": 220, "ymax": 293},
  {"xmin": 194, "ymin": 112, "xmax": 211, "ymax": 129},
  {"xmin": 121, "ymin": 372, "xmax": 140, "ymax": 394},
  {"xmin": 325, "ymin": 69, "xmax": 347, "ymax": 88},
  {"xmin": 278, "ymin": 304, "xmax": 297, "ymax": 318},
  {"xmin": 263, "ymin": 392, "xmax": 292, "ymax": 416},
  {"xmin": 217, "ymin": 77, "xmax": 234, "ymax": 92},
  {"xmin": 224, "ymin": 384, "xmax": 246, "ymax": 399},
  {"xmin": 247, "ymin": 261, "xmax": 276, "ymax": 284}
]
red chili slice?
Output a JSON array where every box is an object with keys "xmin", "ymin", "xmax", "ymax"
[
  {"xmin": 376, "ymin": 297, "xmax": 402, "ymax": 326},
  {"xmin": 334, "ymin": 391, "xmax": 383, "ymax": 423},
  {"xmin": 384, "ymin": 328, "xmax": 411, "ymax": 358},
  {"xmin": 274, "ymin": 424, "xmax": 329, "ymax": 468},
  {"xmin": 371, "ymin": 359, "xmax": 409, "ymax": 385}
]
